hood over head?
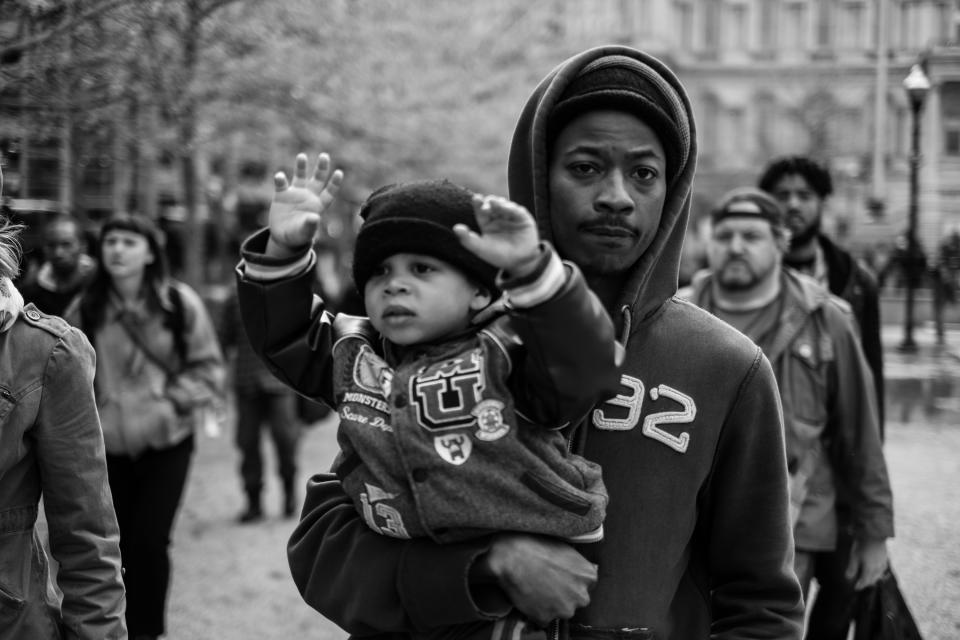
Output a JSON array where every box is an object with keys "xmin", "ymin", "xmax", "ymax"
[{"xmin": 508, "ymin": 45, "xmax": 697, "ymax": 330}]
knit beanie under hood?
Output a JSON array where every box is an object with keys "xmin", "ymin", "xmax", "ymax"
[
  {"xmin": 508, "ymin": 45, "xmax": 698, "ymax": 326},
  {"xmin": 547, "ymin": 55, "xmax": 690, "ymax": 187},
  {"xmin": 352, "ymin": 180, "xmax": 499, "ymax": 296}
]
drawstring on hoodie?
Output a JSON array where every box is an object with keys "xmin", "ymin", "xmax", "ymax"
[{"xmin": 618, "ymin": 305, "xmax": 633, "ymax": 348}]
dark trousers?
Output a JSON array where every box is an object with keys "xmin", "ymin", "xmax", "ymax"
[
  {"xmin": 107, "ymin": 435, "xmax": 194, "ymax": 638},
  {"xmin": 795, "ymin": 533, "xmax": 857, "ymax": 640},
  {"xmin": 235, "ymin": 388, "xmax": 300, "ymax": 497}
]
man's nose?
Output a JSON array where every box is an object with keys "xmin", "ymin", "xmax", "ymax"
[
  {"xmin": 595, "ymin": 171, "xmax": 634, "ymax": 215},
  {"xmin": 728, "ymin": 235, "xmax": 745, "ymax": 254}
]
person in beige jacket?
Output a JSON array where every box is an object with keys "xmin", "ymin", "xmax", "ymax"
[{"xmin": 66, "ymin": 212, "xmax": 224, "ymax": 640}]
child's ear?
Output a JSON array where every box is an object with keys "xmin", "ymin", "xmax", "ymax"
[{"xmin": 469, "ymin": 285, "xmax": 493, "ymax": 311}]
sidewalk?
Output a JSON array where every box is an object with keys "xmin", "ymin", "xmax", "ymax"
[{"xmin": 881, "ymin": 322, "xmax": 960, "ymax": 360}]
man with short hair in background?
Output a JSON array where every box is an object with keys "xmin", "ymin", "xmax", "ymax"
[
  {"xmin": 758, "ymin": 156, "xmax": 884, "ymax": 427},
  {"xmin": 20, "ymin": 213, "xmax": 95, "ymax": 316}
]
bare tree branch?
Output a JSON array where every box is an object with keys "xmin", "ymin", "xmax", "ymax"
[{"xmin": 0, "ymin": 0, "xmax": 133, "ymax": 59}]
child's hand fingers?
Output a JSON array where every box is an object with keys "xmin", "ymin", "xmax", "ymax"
[
  {"xmin": 313, "ymin": 153, "xmax": 332, "ymax": 185},
  {"xmin": 486, "ymin": 195, "xmax": 530, "ymax": 221},
  {"xmin": 274, "ymin": 172, "xmax": 290, "ymax": 192},
  {"xmin": 292, "ymin": 153, "xmax": 309, "ymax": 187},
  {"xmin": 324, "ymin": 169, "xmax": 344, "ymax": 199},
  {"xmin": 454, "ymin": 224, "xmax": 493, "ymax": 261},
  {"xmin": 453, "ymin": 223, "xmax": 479, "ymax": 247}
]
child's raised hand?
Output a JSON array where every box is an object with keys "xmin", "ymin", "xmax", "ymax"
[
  {"xmin": 454, "ymin": 195, "xmax": 541, "ymax": 278},
  {"xmin": 266, "ymin": 152, "xmax": 343, "ymax": 257}
]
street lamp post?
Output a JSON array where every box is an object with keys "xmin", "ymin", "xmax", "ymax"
[{"xmin": 900, "ymin": 64, "xmax": 931, "ymax": 353}]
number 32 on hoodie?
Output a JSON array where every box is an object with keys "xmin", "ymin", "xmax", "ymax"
[{"xmin": 592, "ymin": 375, "xmax": 696, "ymax": 454}]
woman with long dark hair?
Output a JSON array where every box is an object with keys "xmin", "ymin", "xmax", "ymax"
[
  {"xmin": 67, "ymin": 212, "xmax": 224, "ymax": 640},
  {"xmin": 0, "ymin": 166, "xmax": 126, "ymax": 638}
]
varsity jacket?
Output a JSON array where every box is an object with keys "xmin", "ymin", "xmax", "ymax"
[
  {"xmin": 241, "ymin": 46, "xmax": 804, "ymax": 640},
  {"xmin": 685, "ymin": 269, "xmax": 894, "ymax": 551},
  {"xmin": 238, "ymin": 232, "xmax": 617, "ymax": 543}
]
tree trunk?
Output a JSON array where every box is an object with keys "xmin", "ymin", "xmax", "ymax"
[
  {"xmin": 179, "ymin": 1, "xmax": 203, "ymax": 288},
  {"xmin": 138, "ymin": 103, "xmax": 159, "ymax": 221}
]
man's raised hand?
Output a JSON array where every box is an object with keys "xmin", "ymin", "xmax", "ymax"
[{"xmin": 266, "ymin": 152, "xmax": 343, "ymax": 258}]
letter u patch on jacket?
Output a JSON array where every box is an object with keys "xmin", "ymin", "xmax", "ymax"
[{"xmin": 412, "ymin": 350, "xmax": 487, "ymax": 432}]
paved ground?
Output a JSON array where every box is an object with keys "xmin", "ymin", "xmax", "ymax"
[
  {"xmin": 163, "ymin": 322, "xmax": 960, "ymax": 639},
  {"xmin": 875, "ymin": 323, "xmax": 960, "ymax": 640}
]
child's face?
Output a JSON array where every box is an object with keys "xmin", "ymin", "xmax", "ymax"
[{"xmin": 364, "ymin": 252, "xmax": 491, "ymax": 346}]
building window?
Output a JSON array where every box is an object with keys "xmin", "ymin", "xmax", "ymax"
[
  {"xmin": 699, "ymin": 93, "xmax": 720, "ymax": 167},
  {"xmin": 725, "ymin": 107, "xmax": 747, "ymax": 162},
  {"xmin": 756, "ymin": 94, "xmax": 777, "ymax": 156},
  {"xmin": 622, "ymin": 0, "xmax": 653, "ymax": 37},
  {"xmin": 728, "ymin": 3, "xmax": 750, "ymax": 50},
  {"xmin": 784, "ymin": 2, "xmax": 807, "ymax": 50},
  {"xmin": 839, "ymin": 1, "xmax": 866, "ymax": 49},
  {"xmin": 943, "ymin": 82, "xmax": 960, "ymax": 156},
  {"xmin": 936, "ymin": 1, "xmax": 952, "ymax": 43},
  {"xmin": 892, "ymin": 105, "xmax": 907, "ymax": 157},
  {"xmin": 759, "ymin": 1, "xmax": 780, "ymax": 50},
  {"xmin": 899, "ymin": 1, "xmax": 919, "ymax": 48},
  {"xmin": 704, "ymin": 0, "xmax": 720, "ymax": 51},
  {"xmin": 816, "ymin": 0, "xmax": 833, "ymax": 48},
  {"xmin": 676, "ymin": 1, "xmax": 694, "ymax": 50},
  {"xmin": 946, "ymin": 126, "xmax": 960, "ymax": 155}
]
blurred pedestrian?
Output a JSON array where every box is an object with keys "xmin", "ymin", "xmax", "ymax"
[
  {"xmin": 758, "ymin": 156, "xmax": 890, "ymax": 639},
  {"xmin": 65, "ymin": 212, "xmax": 225, "ymax": 640},
  {"xmin": 19, "ymin": 213, "xmax": 95, "ymax": 316},
  {"xmin": 758, "ymin": 156, "xmax": 885, "ymax": 430},
  {"xmin": 219, "ymin": 286, "xmax": 301, "ymax": 523},
  {"xmin": 682, "ymin": 187, "xmax": 894, "ymax": 639},
  {"xmin": 0, "ymin": 165, "xmax": 126, "ymax": 638}
]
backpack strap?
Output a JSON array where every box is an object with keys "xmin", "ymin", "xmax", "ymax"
[{"xmin": 165, "ymin": 281, "xmax": 188, "ymax": 363}]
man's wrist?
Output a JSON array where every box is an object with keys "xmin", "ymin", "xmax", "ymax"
[{"xmin": 468, "ymin": 546, "xmax": 512, "ymax": 616}]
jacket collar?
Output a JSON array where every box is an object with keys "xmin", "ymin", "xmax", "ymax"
[{"xmin": 687, "ymin": 267, "xmax": 832, "ymax": 362}]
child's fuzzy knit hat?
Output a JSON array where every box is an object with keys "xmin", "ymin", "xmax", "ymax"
[{"xmin": 352, "ymin": 180, "xmax": 499, "ymax": 295}]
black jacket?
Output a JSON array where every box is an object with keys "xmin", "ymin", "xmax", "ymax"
[{"xmin": 817, "ymin": 233, "xmax": 885, "ymax": 436}]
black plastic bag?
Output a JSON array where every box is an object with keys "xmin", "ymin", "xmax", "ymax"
[{"xmin": 853, "ymin": 568, "xmax": 923, "ymax": 640}]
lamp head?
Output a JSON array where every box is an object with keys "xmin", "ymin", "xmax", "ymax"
[{"xmin": 903, "ymin": 64, "xmax": 931, "ymax": 109}]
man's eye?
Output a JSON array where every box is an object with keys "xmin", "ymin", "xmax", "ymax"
[
  {"xmin": 568, "ymin": 162, "xmax": 598, "ymax": 176},
  {"xmin": 632, "ymin": 166, "xmax": 658, "ymax": 182}
]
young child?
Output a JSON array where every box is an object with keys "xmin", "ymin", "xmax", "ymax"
[{"xmin": 240, "ymin": 153, "xmax": 622, "ymax": 637}]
